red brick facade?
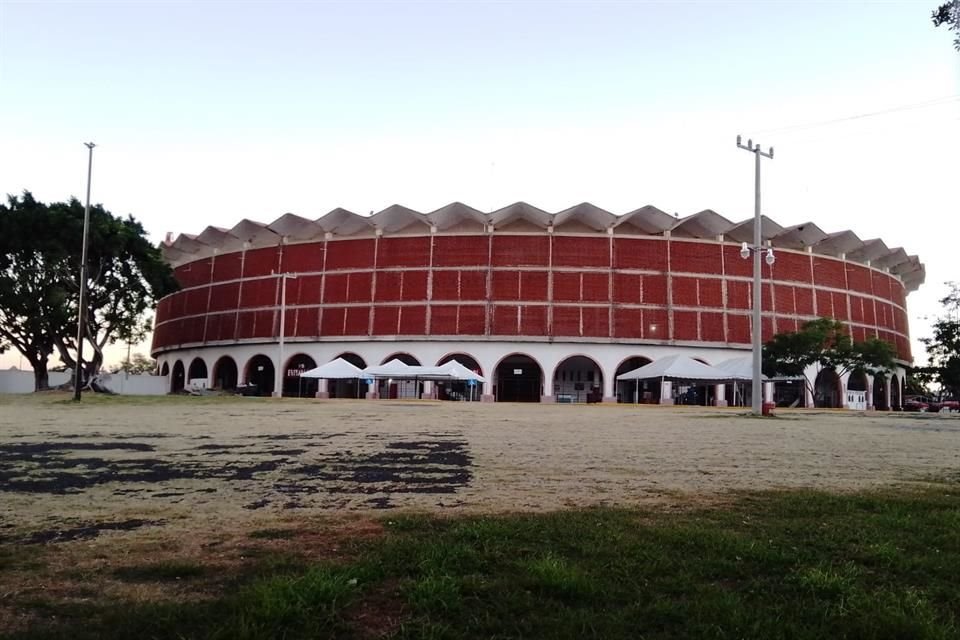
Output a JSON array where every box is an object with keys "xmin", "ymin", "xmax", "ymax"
[{"xmin": 153, "ymin": 233, "xmax": 912, "ymax": 361}]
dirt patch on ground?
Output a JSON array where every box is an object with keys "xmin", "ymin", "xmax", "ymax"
[{"xmin": 1, "ymin": 397, "xmax": 958, "ymax": 540}]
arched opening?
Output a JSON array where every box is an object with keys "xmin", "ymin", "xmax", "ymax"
[
  {"xmin": 552, "ymin": 355, "xmax": 603, "ymax": 403},
  {"xmin": 379, "ymin": 353, "xmax": 422, "ymax": 399},
  {"xmin": 615, "ymin": 356, "xmax": 655, "ymax": 404},
  {"xmin": 495, "ymin": 353, "xmax": 543, "ymax": 403},
  {"xmin": 212, "ymin": 356, "xmax": 238, "ymax": 391},
  {"xmin": 847, "ymin": 370, "xmax": 868, "ymax": 391},
  {"xmin": 283, "ymin": 353, "xmax": 317, "ymax": 398},
  {"xmin": 188, "ymin": 358, "xmax": 208, "ymax": 385},
  {"xmin": 436, "ymin": 353, "xmax": 483, "ymax": 402},
  {"xmin": 814, "ymin": 368, "xmax": 842, "ymax": 408},
  {"xmin": 872, "ymin": 375, "xmax": 888, "ymax": 411},
  {"xmin": 160, "ymin": 362, "xmax": 170, "ymax": 377},
  {"xmin": 330, "ymin": 352, "xmax": 369, "ymax": 399},
  {"xmin": 890, "ymin": 374, "xmax": 902, "ymax": 410},
  {"xmin": 772, "ymin": 379, "xmax": 806, "ymax": 408},
  {"xmin": 171, "ymin": 360, "xmax": 185, "ymax": 393},
  {"xmin": 244, "ymin": 354, "xmax": 275, "ymax": 396}
]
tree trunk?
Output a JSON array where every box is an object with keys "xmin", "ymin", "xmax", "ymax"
[{"xmin": 33, "ymin": 363, "xmax": 50, "ymax": 392}]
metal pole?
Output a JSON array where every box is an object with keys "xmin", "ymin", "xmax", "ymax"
[
  {"xmin": 751, "ymin": 146, "xmax": 763, "ymax": 416},
  {"xmin": 275, "ymin": 274, "xmax": 287, "ymax": 398},
  {"xmin": 736, "ymin": 135, "xmax": 774, "ymax": 416},
  {"xmin": 73, "ymin": 142, "xmax": 95, "ymax": 402}
]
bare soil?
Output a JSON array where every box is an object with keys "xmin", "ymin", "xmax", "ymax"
[{"xmin": 1, "ymin": 395, "xmax": 957, "ymax": 540}]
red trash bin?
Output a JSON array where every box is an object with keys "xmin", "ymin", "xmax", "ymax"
[{"xmin": 762, "ymin": 402, "xmax": 776, "ymax": 416}]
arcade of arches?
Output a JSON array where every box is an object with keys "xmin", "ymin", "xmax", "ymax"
[{"xmin": 160, "ymin": 350, "xmax": 906, "ymax": 409}]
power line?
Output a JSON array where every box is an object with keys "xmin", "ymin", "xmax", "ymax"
[{"xmin": 748, "ymin": 95, "xmax": 960, "ymax": 137}]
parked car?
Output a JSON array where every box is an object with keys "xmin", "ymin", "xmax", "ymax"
[
  {"xmin": 928, "ymin": 398, "xmax": 960, "ymax": 412},
  {"xmin": 902, "ymin": 396, "xmax": 930, "ymax": 412}
]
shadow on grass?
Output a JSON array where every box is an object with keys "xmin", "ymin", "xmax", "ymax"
[{"xmin": 5, "ymin": 485, "xmax": 959, "ymax": 640}]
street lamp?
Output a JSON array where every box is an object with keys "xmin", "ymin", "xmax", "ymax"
[
  {"xmin": 73, "ymin": 142, "xmax": 96, "ymax": 402},
  {"xmin": 273, "ymin": 272, "xmax": 298, "ymax": 398},
  {"xmin": 736, "ymin": 134, "xmax": 775, "ymax": 416}
]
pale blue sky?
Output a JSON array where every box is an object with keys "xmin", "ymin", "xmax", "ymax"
[{"xmin": 1, "ymin": 0, "xmax": 958, "ymax": 367}]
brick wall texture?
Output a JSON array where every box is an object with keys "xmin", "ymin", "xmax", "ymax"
[{"xmin": 153, "ymin": 233, "xmax": 912, "ymax": 360}]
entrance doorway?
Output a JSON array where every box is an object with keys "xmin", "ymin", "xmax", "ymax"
[
  {"xmin": 495, "ymin": 354, "xmax": 543, "ymax": 402},
  {"xmin": 553, "ymin": 355, "xmax": 603, "ymax": 403},
  {"xmin": 245, "ymin": 355, "xmax": 275, "ymax": 396},
  {"xmin": 212, "ymin": 356, "xmax": 238, "ymax": 391},
  {"xmin": 283, "ymin": 354, "xmax": 318, "ymax": 397}
]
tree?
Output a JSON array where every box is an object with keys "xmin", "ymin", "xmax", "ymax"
[
  {"xmin": 0, "ymin": 192, "xmax": 177, "ymax": 391},
  {"xmin": 108, "ymin": 353, "xmax": 157, "ymax": 375},
  {"xmin": 933, "ymin": 1, "xmax": 960, "ymax": 51},
  {"xmin": 921, "ymin": 282, "xmax": 960, "ymax": 398},
  {"xmin": 0, "ymin": 193, "xmax": 76, "ymax": 390},
  {"xmin": 763, "ymin": 318, "xmax": 897, "ymax": 400}
]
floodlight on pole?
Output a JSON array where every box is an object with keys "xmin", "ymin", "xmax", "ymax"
[
  {"xmin": 735, "ymin": 134, "xmax": 774, "ymax": 416},
  {"xmin": 273, "ymin": 272, "xmax": 299, "ymax": 398},
  {"xmin": 73, "ymin": 142, "xmax": 96, "ymax": 402}
]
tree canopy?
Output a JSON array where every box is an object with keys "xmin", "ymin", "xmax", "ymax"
[
  {"xmin": 933, "ymin": 1, "xmax": 960, "ymax": 51},
  {"xmin": 0, "ymin": 191, "xmax": 177, "ymax": 391},
  {"xmin": 763, "ymin": 318, "xmax": 897, "ymax": 396},
  {"xmin": 920, "ymin": 282, "xmax": 960, "ymax": 398}
]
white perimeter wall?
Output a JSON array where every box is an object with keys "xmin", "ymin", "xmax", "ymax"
[{"xmin": 0, "ymin": 370, "xmax": 166, "ymax": 396}]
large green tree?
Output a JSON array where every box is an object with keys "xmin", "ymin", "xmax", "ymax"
[
  {"xmin": 0, "ymin": 192, "xmax": 177, "ymax": 391},
  {"xmin": 921, "ymin": 282, "xmax": 960, "ymax": 398},
  {"xmin": 763, "ymin": 318, "xmax": 897, "ymax": 399},
  {"xmin": 933, "ymin": 1, "xmax": 960, "ymax": 50}
]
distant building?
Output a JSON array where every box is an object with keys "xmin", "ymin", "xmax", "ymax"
[{"xmin": 152, "ymin": 202, "xmax": 922, "ymax": 409}]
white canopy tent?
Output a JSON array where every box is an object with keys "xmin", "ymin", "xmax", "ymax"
[
  {"xmin": 359, "ymin": 358, "xmax": 487, "ymax": 400},
  {"xmin": 300, "ymin": 357, "xmax": 368, "ymax": 399},
  {"xmin": 439, "ymin": 360, "xmax": 487, "ymax": 383},
  {"xmin": 714, "ymin": 357, "xmax": 765, "ymax": 381},
  {"xmin": 300, "ymin": 357, "xmax": 365, "ymax": 380},
  {"xmin": 616, "ymin": 355, "xmax": 739, "ymax": 406},
  {"xmin": 616, "ymin": 355, "xmax": 735, "ymax": 382}
]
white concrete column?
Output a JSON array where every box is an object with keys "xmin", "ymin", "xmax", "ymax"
[
  {"xmin": 315, "ymin": 378, "xmax": 329, "ymax": 399},
  {"xmin": 602, "ymin": 367, "xmax": 617, "ymax": 403},
  {"xmin": 763, "ymin": 381, "xmax": 774, "ymax": 403},
  {"xmin": 659, "ymin": 380, "xmax": 674, "ymax": 405},
  {"xmin": 421, "ymin": 380, "xmax": 434, "ymax": 400},
  {"xmin": 714, "ymin": 384, "xmax": 727, "ymax": 407},
  {"xmin": 866, "ymin": 375, "xmax": 874, "ymax": 410}
]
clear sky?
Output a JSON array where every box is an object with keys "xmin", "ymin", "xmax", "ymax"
[{"xmin": 1, "ymin": 0, "xmax": 958, "ymax": 369}]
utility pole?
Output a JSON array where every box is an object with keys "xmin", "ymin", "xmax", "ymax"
[
  {"xmin": 273, "ymin": 272, "xmax": 298, "ymax": 397},
  {"xmin": 736, "ymin": 135, "xmax": 774, "ymax": 416},
  {"xmin": 73, "ymin": 142, "xmax": 96, "ymax": 402}
]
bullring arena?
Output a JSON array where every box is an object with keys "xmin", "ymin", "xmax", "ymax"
[{"xmin": 152, "ymin": 202, "xmax": 923, "ymax": 409}]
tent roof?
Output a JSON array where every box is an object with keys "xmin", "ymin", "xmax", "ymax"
[
  {"xmin": 440, "ymin": 360, "xmax": 488, "ymax": 383},
  {"xmin": 300, "ymin": 357, "xmax": 364, "ymax": 379},
  {"xmin": 616, "ymin": 355, "xmax": 735, "ymax": 382},
  {"xmin": 714, "ymin": 357, "xmax": 766, "ymax": 381}
]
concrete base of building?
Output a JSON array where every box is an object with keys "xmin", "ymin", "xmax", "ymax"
[
  {"xmin": 659, "ymin": 397, "xmax": 675, "ymax": 405},
  {"xmin": 315, "ymin": 391, "xmax": 330, "ymax": 399},
  {"xmin": 365, "ymin": 391, "xmax": 379, "ymax": 400},
  {"xmin": 714, "ymin": 399, "xmax": 728, "ymax": 407},
  {"xmin": 540, "ymin": 395, "xmax": 554, "ymax": 403},
  {"xmin": 481, "ymin": 394, "xmax": 495, "ymax": 403},
  {"xmin": 602, "ymin": 396, "xmax": 617, "ymax": 404}
]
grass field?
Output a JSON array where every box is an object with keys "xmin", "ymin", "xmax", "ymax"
[
  {"xmin": 2, "ymin": 486, "xmax": 958, "ymax": 639},
  {"xmin": 1, "ymin": 394, "xmax": 958, "ymax": 638}
]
